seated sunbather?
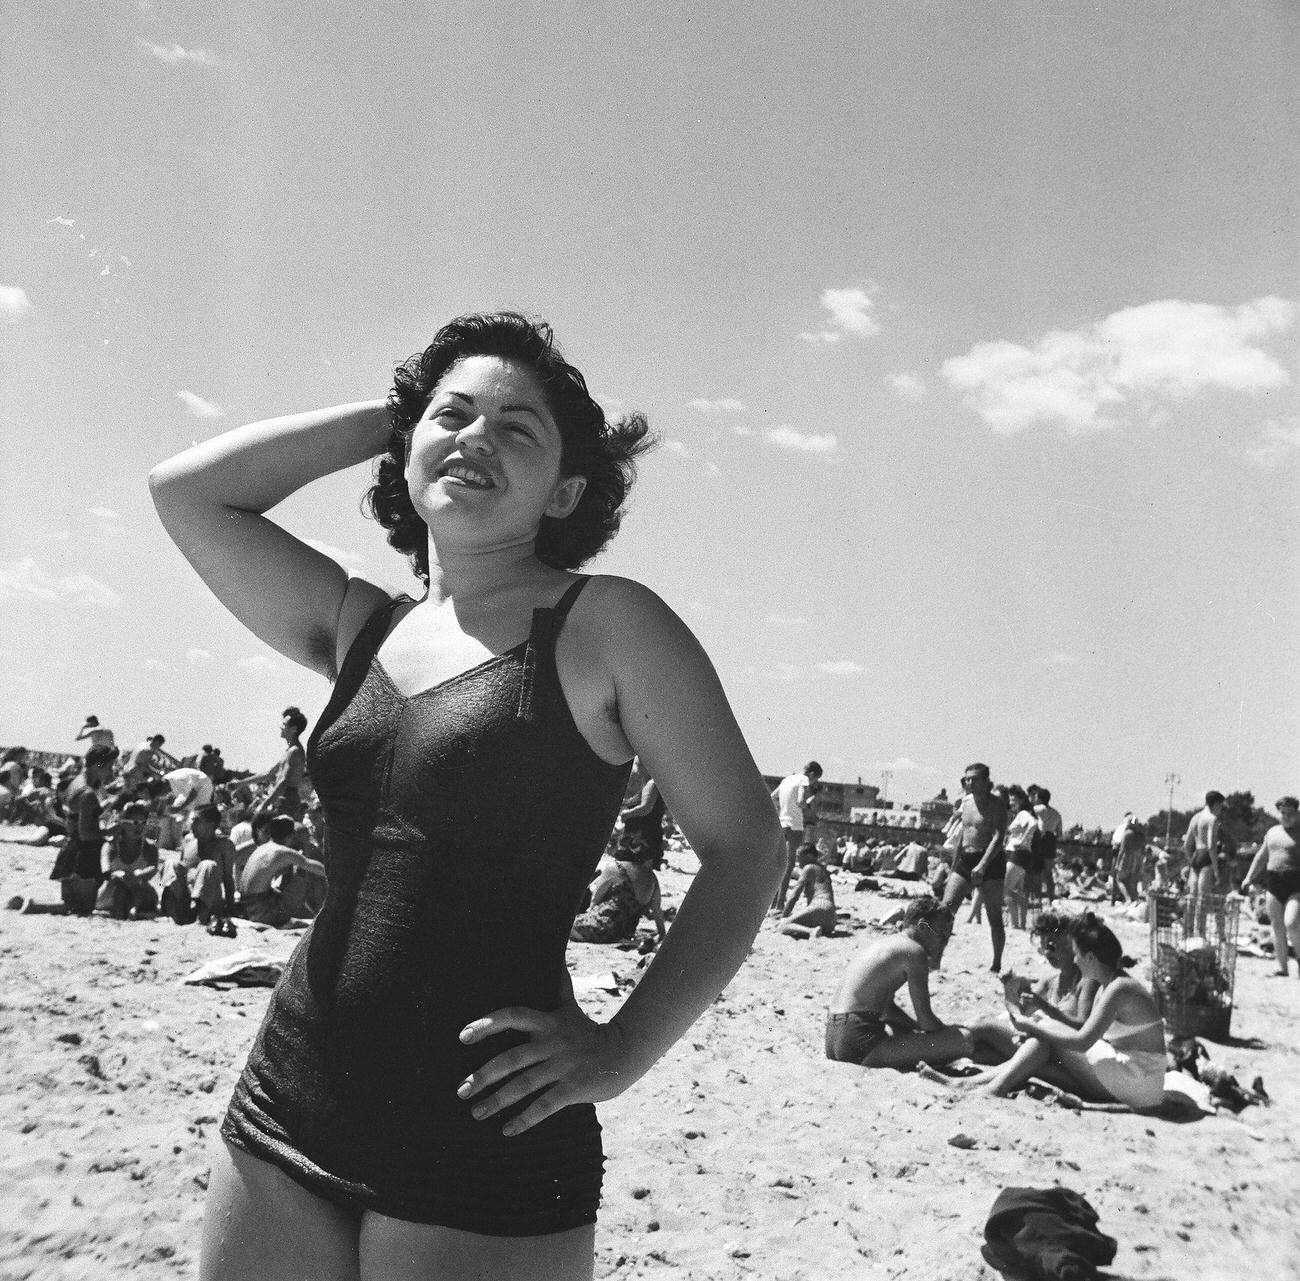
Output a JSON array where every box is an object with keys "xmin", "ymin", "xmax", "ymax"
[
  {"xmin": 1011, "ymin": 910, "xmax": 1100, "ymax": 1025},
  {"xmin": 97, "ymin": 801, "xmax": 160, "ymax": 919},
  {"xmin": 779, "ymin": 844, "xmax": 837, "ymax": 937},
  {"xmin": 237, "ymin": 815, "xmax": 327, "ymax": 926},
  {"xmin": 825, "ymin": 897, "xmax": 1003, "ymax": 1070},
  {"xmin": 569, "ymin": 834, "xmax": 668, "ymax": 945},
  {"xmin": 922, "ymin": 912, "xmax": 1166, "ymax": 1108}
]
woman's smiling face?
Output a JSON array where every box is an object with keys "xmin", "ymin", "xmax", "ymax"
[{"xmin": 405, "ymin": 355, "xmax": 586, "ymax": 548}]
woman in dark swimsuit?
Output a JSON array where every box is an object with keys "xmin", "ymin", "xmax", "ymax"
[{"xmin": 151, "ymin": 312, "xmax": 784, "ymax": 1281}]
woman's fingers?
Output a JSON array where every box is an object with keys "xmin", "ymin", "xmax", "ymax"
[
  {"xmin": 457, "ymin": 1039, "xmax": 550, "ymax": 1101},
  {"xmin": 500, "ymin": 1087, "xmax": 568, "ymax": 1137},
  {"xmin": 468, "ymin": 1062, "xmax": 561, "ymax": 1121},
  {"xmin": 459, "ymin": 1006, "xmax": 553, "ymax": 1044}
]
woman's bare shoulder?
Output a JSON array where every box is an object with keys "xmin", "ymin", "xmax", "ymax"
[
  {"xmin": 578, "ymin": 574, "xmax": 669, "ymax": 613},
  {"xmin": 574, "ymin": 575, "xmax": 689, "ymax": 645}
]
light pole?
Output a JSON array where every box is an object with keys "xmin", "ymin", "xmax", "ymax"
[
  {"xmin": 880, "ymin": 769, "xmax": 893, "ymax": 806},
  {"xmin": 1163, "ymin": 772, "xmax": 1180, "ymax": 848}
]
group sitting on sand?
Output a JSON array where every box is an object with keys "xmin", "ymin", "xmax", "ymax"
[{"xmin": 826, "ymin": 897, "xmax": 1168, "ymax": 1109}]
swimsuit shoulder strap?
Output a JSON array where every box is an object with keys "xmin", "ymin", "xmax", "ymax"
[
  {"xmin": 516, "ymin": 576, "xmax": 591, "ymax": 720},
  {"xmin": 338, "ymin": 595, "xmax": 408, "ymax": 679},
  {"xmin": 550, "ymin": 574, "xmax": 592, "ymax": 623}
]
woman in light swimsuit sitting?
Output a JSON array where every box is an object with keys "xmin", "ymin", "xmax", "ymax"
[
  {"xmin": 924, "ymin": 911, "xmax": 1166, "ymax": 1108},
  {"xmin": 779, "ymin": 844, "xmax": 837, "ymax": 937}
]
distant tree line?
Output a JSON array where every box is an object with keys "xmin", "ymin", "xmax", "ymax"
[{"xmin": 1143, "ymin": 791, "xmax": 1276, "ymax": 852}]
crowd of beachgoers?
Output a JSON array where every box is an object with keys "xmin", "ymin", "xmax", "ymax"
[
  {"xmin": 2, "ymin": 731, "xmax": 1297, "ymax": 1277},
  {"xmin": 4, "ymin": 727, "xmax": 1294, "ymax": 1009}
]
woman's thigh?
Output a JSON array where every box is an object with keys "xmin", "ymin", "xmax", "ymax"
[
  {"xmin": 359, "ymin": 1215, "xmax": 595, "ymax": 1281},
  {"xmin": 200, "ymin": 1141, "xmax": 361, "ymax": 1281},
  {"xmin": 1004, "ymin": 866, "xmax": 1026, "ymax": 899}
]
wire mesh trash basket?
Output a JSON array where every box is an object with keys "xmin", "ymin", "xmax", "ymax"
[{"xmin": 1147, "ymin": 891, "xmax": 1240, "ymax": 1040}]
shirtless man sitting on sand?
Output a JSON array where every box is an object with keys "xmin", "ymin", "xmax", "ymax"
[
  {"xmin": 238, "ymin": 814, "xmax": 327, "ymax": 926},
  {"xmin": 825, "ymin": 897, "xmax": 1003, "ymax": 1070}
]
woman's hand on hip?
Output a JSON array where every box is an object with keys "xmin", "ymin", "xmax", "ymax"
[{"xmin": 456, "ymin": 970, "xmax": 632, "ymax": 1136}]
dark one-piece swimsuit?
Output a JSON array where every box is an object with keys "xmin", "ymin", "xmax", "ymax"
[{"xmin": 221, "ymin": 577, "xmax": 631, "ymax": 1236}]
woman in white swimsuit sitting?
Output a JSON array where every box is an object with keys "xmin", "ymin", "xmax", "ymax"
[{"xmin": 925, "ymin": 911, "xmax": 1166, "ymax": 1108}]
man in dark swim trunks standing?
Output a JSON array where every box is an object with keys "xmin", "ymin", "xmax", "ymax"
[{"xmin": 942, "ymin": 762, "xmax": 1009, "ymax": 972}]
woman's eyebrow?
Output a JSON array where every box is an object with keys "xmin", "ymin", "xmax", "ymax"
[{"xmin": 441, "ymin": 390, "xmax": 546, "ymax": 420}]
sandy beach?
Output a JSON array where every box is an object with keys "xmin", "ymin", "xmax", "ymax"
[{"xmin": 2, "ymin": 839, "xmax": 1297, "ymax": 1281}]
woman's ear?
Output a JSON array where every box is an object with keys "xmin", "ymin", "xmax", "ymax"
[{"xmin": 545, "ymin": 474, "xmax": 587, "ymax": 519}]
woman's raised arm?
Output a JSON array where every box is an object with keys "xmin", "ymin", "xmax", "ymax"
[{"xmin": 149, "ymin": 401, "xmax": 394, "ymax": 677}]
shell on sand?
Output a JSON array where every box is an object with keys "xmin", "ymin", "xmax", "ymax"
[{"xmin": 1, "ymin": 841, "xmax": 1297, "ymax": 1280}]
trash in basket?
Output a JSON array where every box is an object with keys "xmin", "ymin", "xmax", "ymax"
[{"xmin": 1147, "ymin": 891, "xmax": 1240, "ymax": 1041}]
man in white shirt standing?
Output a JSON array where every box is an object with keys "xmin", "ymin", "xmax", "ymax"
[{"xmin": 772, "ymin": 760, "xmax": 822, "ymax": 912}]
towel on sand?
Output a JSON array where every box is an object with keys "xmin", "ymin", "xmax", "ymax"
[
  {"xmin": 181, "ymin": 947, "xmax": 296, "ymax": 988},
  {"xmin": 983, "ymin": 1186, "xmax": 1117, "ymax": 1281}
]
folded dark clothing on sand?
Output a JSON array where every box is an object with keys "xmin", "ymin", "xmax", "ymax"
[{"xmin": 983, "ymin": 1186, "xmax": 1117, "ymax": 1281}]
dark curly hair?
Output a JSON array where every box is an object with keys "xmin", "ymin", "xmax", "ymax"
[
  {"xmin": 365, "ymin": 312, "xmax": 654, "ymax": 579},
  {"xmin": 1030, "ymin": 909, "xmax": 1075, "ymax": 944},
  {"xmin": 1069, "ymin": 911, "xmax": 1135, "ymax": 971}
]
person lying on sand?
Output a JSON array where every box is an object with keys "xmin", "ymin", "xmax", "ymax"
[
  {"xmin": 779, "ymin": 844, "xmax": 837, "ymax": 937},
  {"xmin": 825, "ymin": 897, "xmax": 1005, "ymax": 1070},
  {"xmin": 920, "ymin": 912, "xmax": 1166, "ymax": 1108}
]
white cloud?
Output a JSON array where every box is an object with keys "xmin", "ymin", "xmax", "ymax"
[
  {"xmin": 176, "ymin": 389, "xmax": 225, "ymax": 419},
  {"xmin": 137, "ymin": 38, "xmax": 221, "ymax": 66},
  {"xmin": 689, "ymin": 397, "xmax": 747, "ymax": 414},
  {"xmin": 87, "ymin": 506, "xmax": 120, "ymax": 520},
  {"xmin": 765, "ymin": 425, "xmax": 838, "ymax": 454},
  {"xmin": 186, "ymin": 647, "xmax": 214, "ymax": 665},
  {"xmin": 764, "ymin": 662, "xmax": 804, "ymax": 682},
  {"xmin": 872, "ymin": 757, "xmax": 939, "ymax": 775},
  {"xmin": 731, "ymin": 425, "xmax": 755, "ymax": 437},
  {"xmin": 142, "ymin": 658, "xmax": 176, "ymax": 673},
  {"xmin": 0, "ymin": 558, "xmax": 120, "ymax": 606},
  {"xmin": 0, "ymin": 285, "xmax": 34, "ymax": 322},
  {"xmin": 1243, "ymin": 418, "xmax": 1300, "ymax": 467},
  {"xmin": 798, "ymin": 286, "xmax": 879, "ymax": 344},
  {"xmin": 766, "ymin": 614, "xmax": 808, "ymax": 627},
  {"xmin": 889, "ymin": 372, "xmax": 926, "ymax": 402},
  {"xmin": 816, "ymin": 659, "xmax": 866, "ymax": 677},
  {"xmin": 662, "ymin": 439, "xmax": 721, "ymax": 477},
  {"xmin": 942, "ymin": 296, "xmax": 1296, "ymax": 435},
  {"xmin": 303, "ymin": 538, "xmax": 370, "ymax": 572},
  {"xmin": 46, "ymin": 216, "xmax": 75, "ymax": 228},
  {"xmin": 237, "ymin": 655, "xmax": 279, "ymax": 672}
]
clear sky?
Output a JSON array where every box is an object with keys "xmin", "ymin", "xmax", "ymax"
[{"xmin": 2, "ymin": 0, "xmax": 1296, "ymax": 828}]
